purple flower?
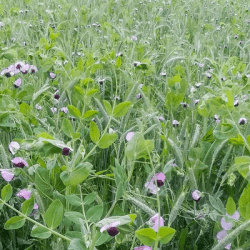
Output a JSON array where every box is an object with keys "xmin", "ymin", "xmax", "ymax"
[
  {"xmin": 216, "ymin": 230, "xmax": 232, "ymax": 249},
  {"xmin": 9, "ymin": 141, "xmax": 20, "ymax": 155},
  {"xmin": 54, "ymin": 93, "xmax": 60, "ymax": 99},
  {"xmin": 221, "ymin": 77, "xmax": 226, "ymax": 81},
  {"xmin": 11, "ymin": 157, "xmax": 28, "ymax": 168},
  {"xmin": 62, "ymin": 147, "xmax": 70, "ymax": 156},
  {"xmin": 99, "ymin": 79, "xmax": 105, "ymax": 85},
  {"xmin": 49, "ymin": 72, "xmax": 56, "ymax": 79},
  {"xmin": 133, "ymin": 61, "xmax": 141, "ymax": 67},
  {"xmin": 126, "ymin": 132, "xmax": 135, "ymax": 141},
  {"xmin": 14, "ymin": 78, "xmax": 22, "ymax": 88},
  {"xmin": 100, "ymin": 221, "xmax": 120, "ymax": 236},
  {"xmin": 234, "ymin": 100, "xmax": 239, "ymax": 107},
  {"xmin": 21, "ymin": 64, "xmax": 30, "ymax": 74},
  {"xmin": 158, "ymin": 116, "xmax": 164, "ymax": 121},
  {"xmin": 234, "ymin": 35, "xmax": 238, "ymax": 39},
  {"xmin": 195, "ymin": 99, "xmax": 199, "ymax": 105},
  {"xmin": 192, "ymin": 190, "xmax": 201, "ymax": 202},
  {"xmin": 145, "ymin": 182, "xmax": 160, "ymax": 195},
  {"xmin": 239, "ymin": 118, "xmax": 247, "ymax": 125},
  {"xmin": 51, "ymin": 107, "xmax": 57, "ymax": 113},
  {"xmin": 221, "ymin": 211, "xmax": 240, "ymax": 230},
  {"xmin": 134, "ymin": 247, "xmax": 152, "ymax": 250},
  {"xmin": 181, "ymin": 102, "xmax": 189, "ymax": 108},
  {"xmin": 150, "ymin": 213, "xmax": 164, "ymax": 232},
  {"xmin": 160, "ymin": 72, "xmax": 167, "ymax": 76},
  {"xmin": 136, "ymin": 93, "xmax": 142, "ymax": 99},
  {"xmin": 195, "ymin": 83, "xmax": 202, "ymax": 88},
  {"xmin": 199, "ymin": 63, "xmax": 204, "ymax": 67},
  {"xmin": 61, "ymin": 107, "xmax": 68, "ymax": 113},
  {"xmin": 205, "ymin": 72, "xmax": 212, "ymax": 78},
  {"xmin": 0, "ymin": 169, "xmax": 14, "ymax": 182},
  {"xmin": 35, "ymin": 104, "xmax": 42, "ymax": 111},
  {"xmin": 29, "ymin": 65, "xmax": 38, "ymax": 74},
  {"xmin": 131, "ymin": 35, "xmax": 138, "ymax": 41},
  {"xmin": 150, "ymin": 173, "xmax": 166, "ymax": 187},
  {"xmin": 173, "ymin": 120, "xmax": 179, "ymax": 127},
  {"xmin": 116, "ymin": 52, "xmax": 123, "ymax": 57},
  {"xmin": 17, "ymin": 189, "xmax": 32, "ymax": 200}
]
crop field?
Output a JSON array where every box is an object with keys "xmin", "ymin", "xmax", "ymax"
[{"xmin": 1, "ymin": 0, "xmax": 250, "ymax": 249}]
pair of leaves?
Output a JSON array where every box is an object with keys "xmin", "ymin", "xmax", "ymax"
[
  {"xmin": 90, "ymin": 121, "xmax": 118, "ymax": 148},
  {"xmin": 103, "ymin": 101, "xmax": 131, "ymax": 117},
  {"xmin": 60, "ymin": 162, "xmax": 92, "ymax": 186},
  {"xmin": 135, "ymin": 226, "xmax": 176, "ymax": 246}
]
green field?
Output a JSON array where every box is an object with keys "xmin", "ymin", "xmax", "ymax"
[{"xmin": 1, "ymin": 0, "xmax": 250, "ymax": 249}]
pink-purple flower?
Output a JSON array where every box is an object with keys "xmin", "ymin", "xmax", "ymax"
[
  {"xmin": 221, "ymin": 211, "xmax": 240, "ymax": 231},
  {"xmin": 61, "ymin": 107, "xmax": 68, "ymax": 113},
  {"xmin": 126, "ymin": 132, "xmax": 135, "ymax": 141},
  {"xmin": 145, "ymin": 182, "xmax": 160, "ymax": 195},
  {"xmin": 216, "ymin": 230, "xmax": 231, "ymax": 249},
  {"xmin": 134, "ymin": 247, "xmax": 152, "ymax": 250},
  {"xmin": 14, "ymin": 78, "xmax": 22, "ymax": 88},
  {"xmin": 100, "ymin": 221, "xmax": 120, "ymax": 236},
  {"xmin": 9, "ymin": 141, "xmax": 20, "ymax": 155},
  {"xmin": 192, "ymin": 190, "xmax": 201, "ymax": 202},
  {"xmin": 49, "ymin": 72, "xmax": 56, "ymax": 79},
  {"xmin": 150, "ymin": 213, "xmax": 164, "ymax": 232},
  {"xmin": 11, "ymin": 157, "xmax": 28, "ymax": 168},
  {"xmin": 150, "ymin": 173, "xmax": 166, "ymax": 187},
  {"xmin": 0, "ymin": 169, "xmax": 14, "ymax": 182},
  {"xmin": 17, "ymin": 189, "xmax": 32, "ymax": 200}
]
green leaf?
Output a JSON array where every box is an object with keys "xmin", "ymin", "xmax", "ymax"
[
  {"xmin": 1, "ymin": 184, "xmax": 12, "ymax": 202},
  {"xmin": 125, "ymin": 133, "xmax": 154, "ymax": 160},
  {"xmin": 64, "ymin": 211, "xmax": 85, "ymax": 225},
  {"xmin": 65, "ymin": 231, "xmax": 83, "ymax": 239},
  {"xmin": 32, "ymin": 83, "xmax": 50, "ymax": 101},
  {"xmin": 60, "ymin": 162, "xmax": 92, "ymax": 186},
  {"xmin": 209, "ymin": 195, "xmax": 226, "ymax": 214},
  {"xmin": 95, "ymin": 231, "xmax": 113, "ymax": 246},
  {"xmin": 135, "ymin": 228, "xmax": 157, "ymax": 246},
  {"xmin": 96, "ymin": 215, "xmax": 132, "ymax": 228},
  {"xmin": 115, "ymin": 56, "xmax": 122, "ymax": 68},
  {"xmin": 83, "ymin": 193, "xmax": 97, "ymax": 205},
  {"xmin": 45, "ymin": 199, "xmax": 63, "ymax": 229},
  {"xmin": 68, "ymin": 239, "xmax": 87, "ymax": 250},
  {"xmin": 35, "ymin": 167, "xmax": 52, "ymax": 195},
  {"xmin": 65, "ymin": 195, "xmax": 82, "ymax": 206},
  {"xmin": 62, "ymin": 118, "xmax": 74, "ymax": 138},
  {"xmin": 82, "ymin": 110, "xmax": 98, "ymax": 120},
  {"xmin": 239, "ymin": 184, "xmax": 250, "ymax": 220},
  {"xmin": 98, "ymin": 133, "xmax": 118, "ymax": 149},
  {"xmin": 103, "ymin": 100, "xmax": 112, "ymax": 115},
  {"xmin": 157, "ymin": 226, "xmax": 176, "ymax": 244},
  {"xmin": 113, "ymin": 101, "xmax": 131, "ymax": 117},
  {"xmin": 226, "ymin": 197, "xmax": 236, "ymax": 216},
  {"xmin": 67, "ymin": 105, "xmax": 81, "ymax": 118},
  {"xmin": 235, "ymin": 156, "xmax": 250, "ymax": 182},
  {"xmin": 90, "ymin": 121, "xmax": 100, "ymax": 144},
  {"xmin": 22, "ymin": 196, "xmax": 35, "ymax": 216},
  {"xmin": 31, "ymin": 226, "xmax": 52, "ymax": 239},
  {"xmin": 4, "ymin": 216, "xmax": 26, "ymax": 230},
  {"xmin": 86, "ymin": 205, "xmax": 103, "ymax": 222}
]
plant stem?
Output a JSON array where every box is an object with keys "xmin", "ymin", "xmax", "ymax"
[{"xmin": 0, "ymin": 199, "xmax": 71, "ymax": 242}]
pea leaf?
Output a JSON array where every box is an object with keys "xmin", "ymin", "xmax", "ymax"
[
  {"xmin": 67, "ymin": 105, "xmax": 81, "ymax": 118},
  {"xmin": 1, "ymin": 184, "xmax": 12, "ymax": 202},
  {"xmin": 239, "ymin": 184, "xmax": 250, "ymax": 220},
  {"xmin": 4, "ymin": 216, "xmax": 26, "ymax": 230},
  {"xmin": 113, "ymin": 102, "xmax": 131, "ymax": 117},
  {"xmin": 98, "ymin": 133, "xmax": 118, "ymax": 149},
  {"xmin": 31, "ymin": 226, "xmax": 52, "ymax": 239},
  {"xmin": 60, "ymin": 162, "xmax": 92, "ymax": 186},
  {"xmin": 86, "ymin": 205, "xmax": 103, "ymax": 222},
  {"xmin": 157, "ymin": 226, "xmax": 176, "ymax": 244},
  {"xmin": 226, "ymin": 197, "xmax": 236, "ymax": 216},
  {"xmin": 90, "ymin": 121, "xmax": 100, "ymax": 144},
  {"xmin": 135, "ymin": 228, "xmax": 157, "ymax": 246},
  {"xmin": 62, "ymin": 118, "xmax": 74, "ymax": 138},
  {"xmin": 45, "ymin": 199, "xmax": 63, "ymax": 229}
]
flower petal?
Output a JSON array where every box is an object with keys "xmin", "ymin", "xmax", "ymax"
[
  {"xmin": 221, "ymin": 217, "xmax": 232, "ymax": 231},
  {"xmin": 1, "ymin": 170, "xmax": 14, "ymax": 182},
  {"xmin": 17, "ymin": 189, "xmax": 32, "ymax": 200},
  {"xmin": 216, "ymin": 230, "xmax": 227, "ymax": 240},
  {"xmin": 134, "ymin": 246, "xmax": 152, "ymax": 250}
]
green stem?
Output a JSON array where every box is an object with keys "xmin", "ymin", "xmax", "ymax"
[{"xmin": 0, "ymin": 199, "xmax": 71, "ymax": 242}]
